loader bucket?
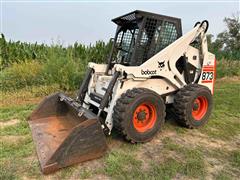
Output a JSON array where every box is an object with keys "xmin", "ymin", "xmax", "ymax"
[{"xmin": 28, "ymin": 93, "xmax": 107, "ymax": 174}]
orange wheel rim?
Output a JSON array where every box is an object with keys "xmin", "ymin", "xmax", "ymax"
[
  {"xmin": 133, "ymin": 103, "xmax": 157, "ymax": 133},
  {"xmin": 192, "ymin": 96, "xmax": 208, "ymax": 121}
]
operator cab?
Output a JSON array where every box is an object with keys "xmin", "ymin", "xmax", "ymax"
[{"xmin": 108, "ymin": 10, "xmax": 182, "ymax": 69}]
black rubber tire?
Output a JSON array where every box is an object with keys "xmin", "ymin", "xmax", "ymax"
[
  {"xmin": 113, "ymin": 88, "xmax": 166, "ymax": 143},
  {"xmin": 172, "ymin": 84, "xmax": 213, "ymax": 128}
]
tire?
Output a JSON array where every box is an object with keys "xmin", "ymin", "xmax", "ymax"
[
  {"xmin": 172, "ymin": 84, "xmax": 213, "ymax": 128},
  {"xmin": 113, "ymin": 88, "xmax": 166, "ymax": 143}
]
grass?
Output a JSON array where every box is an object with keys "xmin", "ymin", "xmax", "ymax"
[
  {"xmin": 104, "ymin": 149, "xmax": 142, "ymax": 179},
  {"xmin": 0, "ymin": 77, "xmax": 239, "ymax": 179},
  {"xmin": 0, "ymin": 136, "xmax": 40, "ymax": 179},
  {"xmin": 79, "ymin": 168, "xmax": 93, "ymax": 179},
  {"xmin": 0, "ymin": 121, "xmax": 31, "ymax": 136},
  {"xmin": 104, "ymin": 144, "xmax": 206, "ymax": 179},
  {"xmin": 200, "ymin": 79, "xmax": 240, "ymax": 140},
  {"xmin": 149, "ymin": 158, "xmax": 182, "ymax": 180},
  {"xmin": 0, "ymin": 104, "xmax": 35, "ymax": 121},
  {"xmin": 230, "ymin": 150, "xmax": 240, "ymax": 168},
  {"xmin": 162, "ymin": 138, "xmax": 206, "ymax": 178},
  {"xmin": 0, "ymin": 104, "xmax": 35, "ymax": 136},
  {"xmin": 0, "ymin": 136, "xmax": 33, "ymax": 159},
  {"xmin": 0, "ymin": 159, "xmax": 19, "ymax": 180},
  {"xmin": 216, "ymin": 171, "xmax": 232, "ymax": 180}
]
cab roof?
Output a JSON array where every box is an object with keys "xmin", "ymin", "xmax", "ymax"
[{"xmin": 112, "ymin": 10, "xmax": 181, "ymax": 26}]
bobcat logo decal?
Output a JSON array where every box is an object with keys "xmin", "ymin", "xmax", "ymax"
[{"xmin": 158, "ymin": 60, "xmax": 165, "ymax": 70}]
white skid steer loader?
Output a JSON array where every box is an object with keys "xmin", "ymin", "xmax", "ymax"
[{"xmin": 28, "ymin": 10, "xmax": 216, "ymax": 174}]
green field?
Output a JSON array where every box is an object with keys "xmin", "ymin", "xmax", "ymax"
[{"xmin": 0, "ymin": 77, "xmax": 239, "ymax": 180}]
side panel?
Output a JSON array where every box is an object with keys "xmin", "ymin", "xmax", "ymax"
[
  {"xmin": 198, "ymin": 52, "xmax": 216, "ymax": 94},
  {"xmin": 185, "ymin": 46, "xmax": 201, "ymax": 68}
]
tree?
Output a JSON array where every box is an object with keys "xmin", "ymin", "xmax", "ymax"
[
  {"xmin": 208, "ymin": 12, "xmax": 240, "ymax": 60},
  {"xmin": 0, "ymin": 34, "xmax": 9, "ymax": 68},
  {"xmin": 222, "ymin": 12, "xmax": 240, "ymax": 51}
]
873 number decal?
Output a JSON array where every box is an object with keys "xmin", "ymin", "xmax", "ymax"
[{"xmin": 202, "ymin": 72, "xmax": 213, "ymax": 81}]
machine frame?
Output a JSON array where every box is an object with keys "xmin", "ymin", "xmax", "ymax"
[{"xmin": 83, "ymin": 20, "xmax": 215, "ymax": 132}]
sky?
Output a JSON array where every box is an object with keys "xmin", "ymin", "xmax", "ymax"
[{"xmin": 1, "ymin": 0, "xmax": 240, "ymax": 46}]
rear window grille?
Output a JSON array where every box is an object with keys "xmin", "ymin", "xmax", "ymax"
[
  {"xmin": 155, "ymin": 21, "xmax": 178, "ymax": 52},
  {"xmin": 135, "ymin": 18, "xmax": 178, "ymax": 65}
]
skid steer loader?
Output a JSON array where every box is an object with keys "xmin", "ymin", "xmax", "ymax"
[{"xmin": 28, "ymin": 10, "xmax": 216, "ymax": 174}]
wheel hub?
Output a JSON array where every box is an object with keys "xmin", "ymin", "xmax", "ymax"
[
  {"xmin": 137, "ymin": 111, "xmax": 146, "ymax": 121},
  {"xmin": 193, "ymin": 102, "xmax": 199, "ymax": 111},
  {"xmin": 133, "ymin": 103, "xmax": 157, "ymax": 133},
  {"xmin": 192, "ymin": 96, "xmax": 208, "ymax": 121}
]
